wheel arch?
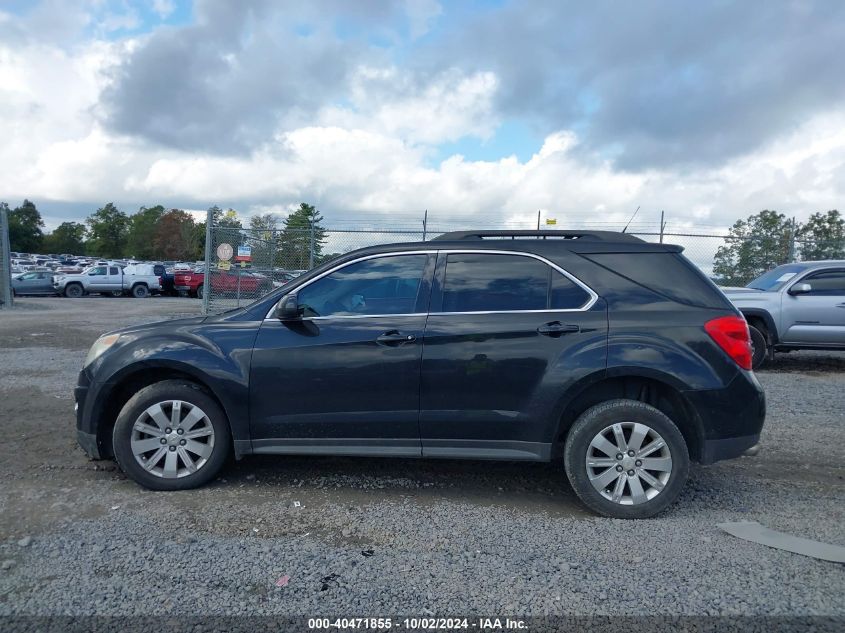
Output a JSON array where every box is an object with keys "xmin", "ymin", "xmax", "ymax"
[
  {"xmin": 739, "ymin": 308, "xmax": 778, "ymax": 344},
  {"xmin": 93, "ymin": 362, "xmax": 239, "ymax": 460},
  {"xmin": 552, "ymin": 372, "xmax": 705, "ymax": 463}
]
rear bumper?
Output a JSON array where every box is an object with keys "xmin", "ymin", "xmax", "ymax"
[
  {"xmin": 684, "ymin": 370, "xmax": 766, "ymax": 465},
  {"xmin": 700, "ymin": 433, "xmax": 759, "ymax": 464}
]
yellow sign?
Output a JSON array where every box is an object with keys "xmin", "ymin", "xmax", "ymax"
[
  {"xmin": 218, "ymin": 260, "xmax": 231, "ymax": 270},
  {"xmin": 545, "ymin": 218, "xmax": 557, "ymax": 225}
]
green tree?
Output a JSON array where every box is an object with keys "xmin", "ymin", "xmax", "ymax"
[
  {"xmin": 126, "ymin": 205, "xmax": 165, "ymax": 259},
  {"xmin": 8, "ymin": 199, "xmax": 44, "ymax": 253},
  {"xmin": 797, "ymin": 210, "xmax": 845, "ymax": 261},
  {"xmin": 713, "ymin": 210, "xmax": 793, "ymax": 286},
  {"xmin": 43, "ymin": 222, "xmax": 87, "ymax": 254},
  {"xmin": 248, "ymin": 213, "xmax": 281, "ymax": 269},
  {"xmin": 278, "ymin": 203, "xmax": 326, "ymax": 269},
  {"xmin": 86, "ymin": 202, "xmax": 130, "ymax": 258}
]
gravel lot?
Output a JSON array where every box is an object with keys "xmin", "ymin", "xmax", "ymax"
[{"xmin": 0, "ymin": 297, "xmax": 843, "ymax": 620}]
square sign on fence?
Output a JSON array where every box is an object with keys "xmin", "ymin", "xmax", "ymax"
[{"xmin": 235, "ymin": 245, "xmax": 252, "ymax": 262}]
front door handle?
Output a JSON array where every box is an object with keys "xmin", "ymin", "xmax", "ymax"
[
  {"xmin": 376, "ymin": 330, "xmax": 416, "ymax": 346},
  {"xmin": 537, "ymin": 322, "xmax": 580, "ymax": 336},
  {"xmin": 837, "ymin": 303, "xmax": 845, "ymax": 308}
]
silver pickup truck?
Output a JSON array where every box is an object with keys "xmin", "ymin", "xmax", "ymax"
[
  {"xmin": 722, "ymin": 260, "xmax": 845, "ymax": 368},
  {"xmin": 53, "ymin": 264, "xmax": 161, "ymax": 298}
]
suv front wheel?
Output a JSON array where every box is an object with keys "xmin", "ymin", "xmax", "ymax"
[
  {"xmin": 113, "ymin": 380, "xmax": 231, "ymax": 490},
  {"xmin": 564, "ymin": 399, "xmax": 689, "ymax": 519}
]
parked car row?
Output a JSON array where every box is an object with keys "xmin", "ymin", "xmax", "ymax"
[
  {"xmin": 8, "ymin": 251, "xmax": 304, "ymax": 300},
  {"xmin": 173, "ymin": 266, "xmax": 280, "ymax": 299}
]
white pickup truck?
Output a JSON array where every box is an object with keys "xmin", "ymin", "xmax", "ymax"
[{"xmin": 53, "ymin": 263, "xmax": 161, "ymax": 298}]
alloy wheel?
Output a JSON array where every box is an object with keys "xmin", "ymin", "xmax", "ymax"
[
  {"xmin": 130, "ymin": 400, "xmax": 215, "ymax": 479},
  {"xmin": 585, "ymin": 422, "xmax": 673, "ymax": 505}
]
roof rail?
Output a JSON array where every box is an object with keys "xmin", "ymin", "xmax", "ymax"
[{"xmin": 432, "ymin": 230, "xmax": 645, "ymax": 243}]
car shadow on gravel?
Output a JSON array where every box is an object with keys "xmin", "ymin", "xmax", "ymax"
[
  {"xmin": 758, "ymin": 351, "xmax": 845, "ymax": 373},
  {"xmin": 216, "ymin": 454, "xmax": 593, "ymax": 517}
]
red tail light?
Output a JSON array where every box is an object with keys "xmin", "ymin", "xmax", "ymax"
[{"xmin": 705, "ymin": 315, "xmax": 753, "ymax": 371}]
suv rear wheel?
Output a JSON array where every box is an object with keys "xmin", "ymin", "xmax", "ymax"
[
  {"xmin": 564, "ymin": 399, "xmax": 689, "ymax": 519},
  {"xmin": 112, "ymin": 380, "xmax": 231, "ymax": 490}
]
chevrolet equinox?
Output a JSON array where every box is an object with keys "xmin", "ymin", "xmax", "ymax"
[{"xmin": 74, "ymin": 230, "xmax": 765, "ymax": 518}]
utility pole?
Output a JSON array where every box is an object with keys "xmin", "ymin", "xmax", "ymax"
[
  {"xmin": 202, "ymin": 207, "xmax": 212, "ymax": 315},
  {"xmin": 659, "ymin": 210, "xmax": 666, "ymax": 244},
  {"xmin": 422, "ymin": 209, "xmax": 428, "ymax": 241},
  {"xmin": 536, "ymin": 210, "xmax": 541, "ymax": 230},
  {"xmin": 788, "ymin": 216, "xmax": 797, "ymax": 262},
  {"xmin": 309, "ymin": 220, "xmax": 316, "ymax": 269},
  {"xmin": 0, "ymin": 206, "xmax": 13, "ymax": 309}
]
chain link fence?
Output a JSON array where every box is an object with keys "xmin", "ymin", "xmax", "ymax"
[
  {"xmin": 202, "ymin": 215, "xmax": 845, "ymax": 314},
  {"xmin": 0, "ymin": 205, "xmax": 13, "ymax": 309},
  {"xmin": 203, "ymin": 218, "xmax": 428, "ymax": 314}
]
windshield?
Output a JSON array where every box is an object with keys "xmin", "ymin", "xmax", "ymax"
[{"xmin": 746, "ymin": 264, "xmax": 806, "ymax": 291}]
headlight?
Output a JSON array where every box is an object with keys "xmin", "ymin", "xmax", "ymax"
[{"xmin": 84, "ymin": 334, "xmax": 121, "ymax": 367}]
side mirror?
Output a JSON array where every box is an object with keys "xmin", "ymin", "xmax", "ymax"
[
  {"xmin": 275, "ymin": 294, "xmax": 302, "ymax": 321},
  {"xmin": 789, "ymin": 283, "xmax": 812, "ymax": 295}
]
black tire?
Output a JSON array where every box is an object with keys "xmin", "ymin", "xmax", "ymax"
[
  {"xmin": 131, "ymin": 284, "xmax": 149, "ymax": 298},
  {"xmin": 64, "ymin": 283, "xmax": 83, "ymax": 298},
  {"xmin": 564, "ymin": 399, "xmax": 690, "ymax": 519},
  {"xmin": 748, "ymin": 325, "xmax": 767, "ymax": 370},
  {"xmin": 197, "ymin": 284, "xmax": 204, "ymax": 300},
  {"xmin": 112, "ymin": 380, "xmax": 231, "ymax": 491}
]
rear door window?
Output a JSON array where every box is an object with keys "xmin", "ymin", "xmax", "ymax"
[{"xmin": 440, "ymin": 253, "xmax": 591, "ymax": 312}]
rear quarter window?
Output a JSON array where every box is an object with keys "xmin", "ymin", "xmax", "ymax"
[{"xmin": 584, "ymin": 252, "xmax": 731, "ymax": 308}]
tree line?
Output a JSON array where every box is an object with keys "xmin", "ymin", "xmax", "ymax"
[
  {"xmin": 4, "ymin": 199, "xmax": 842, "ymax": 278},
  {"xmin": 713, "ymin": 209, "xmax": 844, "ymax": 285},
  {"xmin": 2, "ymin": 200, "xmax": 328, "ymax": 266}
]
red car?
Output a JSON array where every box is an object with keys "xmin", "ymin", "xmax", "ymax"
[{"xmin": 174, "ymin": 267, "xmax": 272, "ymax": 299}]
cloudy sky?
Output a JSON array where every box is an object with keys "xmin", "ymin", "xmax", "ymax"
[{"xmin": 1, "ymin": 0, "xmax": 844, "ymax": 233}]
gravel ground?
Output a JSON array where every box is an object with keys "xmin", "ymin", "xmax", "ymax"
[{"xmin": 0, "ymin": 297, "xmax": 843, "ymax": 620}]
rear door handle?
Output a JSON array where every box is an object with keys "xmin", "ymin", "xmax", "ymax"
[
  {"xmin": 376, "ymin": 330, "xmax": 416, "ymax": 346},
  {"xmin": 537, "ymin": 322, "xmax": 580, "ymax": 336}
]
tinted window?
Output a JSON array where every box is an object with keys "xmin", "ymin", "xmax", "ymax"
[
  {"xmin": 551, "ymin": 270, "xmax": 591, "ymax": 309},
  {"xmin": 585, "ymin": 252, "xmax": 731, "ymax": 309},
  {"xmin": 297, "ymin": 255, "xmax": 428, "ymax": 317},
  {"xmin": 803, "ymin": 270, "xmax": 845, "ymax": 296},
  {"xmin": 442, "ymin": 254, "xmax": 549, "ymax": 312},
  {"xmin": 109, "ymin": 267, "xmax": 120, "ymax": 276}
]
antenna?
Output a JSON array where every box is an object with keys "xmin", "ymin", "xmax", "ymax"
[{"xmin": 622, "ymin": 206, "xmax": 640, "ymax": 233}]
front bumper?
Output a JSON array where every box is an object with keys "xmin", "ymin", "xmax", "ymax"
[{"xmin": 74, "ymin": 371, "xmax": 107, "ymax": 459}]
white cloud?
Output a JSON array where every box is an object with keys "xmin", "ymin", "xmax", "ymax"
[
  {"xmin": 152, "ymin": 0, "xmax": 176, "ymax": 19},
  {"xmin": 318, "ymin": 66, "xmax": 499, "ymax": 145},
  {"xmin": 1, "ymin": 26, "xmax": 844, "ymax": 242}
]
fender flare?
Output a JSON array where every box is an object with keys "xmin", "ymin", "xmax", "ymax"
[{"xmin": 738, "ymin": 308, "xmax": 778, "ymax": 344}]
